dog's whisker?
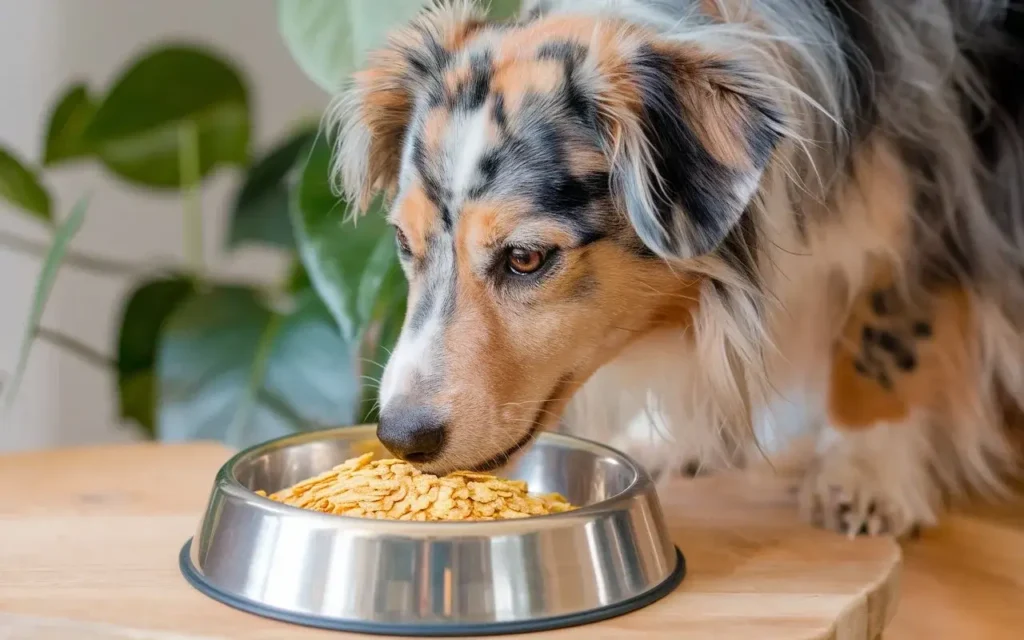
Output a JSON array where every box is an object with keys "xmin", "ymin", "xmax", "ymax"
[{"xmin": 498, "ymin": 397, "xmax": 576, "ymax": 408}]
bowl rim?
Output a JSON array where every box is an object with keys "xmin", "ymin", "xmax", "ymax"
[{"xmin": 215, "ymin": 425, "xmax": 655, "ymax": 529}]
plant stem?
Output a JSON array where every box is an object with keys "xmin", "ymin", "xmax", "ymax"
[
  {"xmin": 35, "ymin": 326, "xmax": 113, "ymax": 370},
  {"xmin": 0, "ymin": 230, "xmax": 154, "ymax": 277},
  {"xmin": 177, "ymin": 122, "xmax": 204, "ymax": 278}
]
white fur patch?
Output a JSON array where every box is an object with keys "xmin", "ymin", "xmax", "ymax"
[
  {"xmin": 380, "ymin": 312, "xmax": 442, "ymax": 408},
  {"xmin": 380, "ymin": 244, "xmax": 457, "ymax": 409},
  {"xmin": 563, "ymin": 328, "xmax": 745, "ymax": 478},
  {"xmin": 447, "ymin": 106, "xmax": 491, "ymax": 207},
  {"xmin": 799, "ymin": 415, "xmax": 939, "ymax": 537}
]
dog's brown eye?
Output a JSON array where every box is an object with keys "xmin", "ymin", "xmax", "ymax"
[
  {"xmin": 507, "ymin": 247, "xmax": 546, "ymax": 275},
  {"xmin": 395, "ymin": 228, "xmax": 411, "ymax": 255}
]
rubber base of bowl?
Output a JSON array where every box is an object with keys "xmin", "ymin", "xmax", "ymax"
[{"xmin": 179, "ymin": 538, "xmax": 686, "ymax": 636}]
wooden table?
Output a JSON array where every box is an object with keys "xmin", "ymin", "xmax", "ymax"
[{"xmin": 0, "ymin": 442, "xmax": 905, "ymax": 639}]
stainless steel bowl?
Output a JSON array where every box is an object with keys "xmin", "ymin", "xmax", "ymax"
[{"xmin": 180, "ymin": 425, "xmax": 684, "ymax": 636}]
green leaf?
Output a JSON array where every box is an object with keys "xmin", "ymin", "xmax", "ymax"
[
  {"xmin": 290, "ymin": 135, "xmax": 396, "ymax": 343},
  {"xmin": 276, "ymin": 0, "xmax": 430, "ymax": 92},
  {"xmin": 226, "ymin": 126, "xmax": 317, "ymax": 250},
  {"xmin": 372, "ymin": 253, "xmax": 409, "ymax": 332},
  {"xmin": 84, "ymin": 45, "xmax": 250, "ymax": 189},
  {"xmin": 0, "ymin": 146, "xmax": 52, "ymax": 222},
  {"xmin": 115, "ymin": 276, "xmax": 196, "ymax": 436},
  {"xmin": 285, "ymin": 257, "xmax": 312, "ymax": 293},
  {"xmin": 2, "ymin": 196, "xmax": 88, "ymax": 411},
  {"xmin": 156, "ymin": 286, "xmax": 359, "ymax": 446},
  {"xmin": 43, "ymin": 84, "xmax": 97, "ymax": 166},
  {"xmin": 119, "ymin": 373, "xmax": 157, "ymax": 437},
  {"xmin": 276, "ymin": 1, "xmax": 522, "ymax": 92},
  {"xmin": 488, "ymin": 0, "xmax": 522, "ymax": 19}
]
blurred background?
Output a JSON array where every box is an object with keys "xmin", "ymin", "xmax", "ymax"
[{"xmin": 0, "ymin": 0, "xmax": 520, "ymax": 452}]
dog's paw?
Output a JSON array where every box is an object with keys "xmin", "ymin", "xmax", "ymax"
[{"xmin": 797, "ymin": 447, "xmax": 924, "ymax": 538}]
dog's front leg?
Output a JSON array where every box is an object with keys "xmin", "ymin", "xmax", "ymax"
[{"xmin": 797, "ymin": 281, "xmax": 1003, "ymax": 538}]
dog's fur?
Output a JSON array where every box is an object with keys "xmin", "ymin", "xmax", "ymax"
[{"xmin": 331, "ymin": 0, "xmax": 1024, "ymax": 536}]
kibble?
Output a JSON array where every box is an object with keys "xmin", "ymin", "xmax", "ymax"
[{"xmin": 256, "ymin": 452, "xmax": 575, "ymax": 521}]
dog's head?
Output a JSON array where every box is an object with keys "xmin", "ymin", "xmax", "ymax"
[{"xmin": 333, "ymin": 1, "xmax": 782, "ymax": 472}]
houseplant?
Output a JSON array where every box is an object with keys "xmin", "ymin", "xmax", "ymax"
[{"xmin": 0, "ymin": 0, "xmax": 521, "ymax": 447}]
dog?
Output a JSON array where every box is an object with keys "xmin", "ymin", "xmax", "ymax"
[{"xmin": 329, "ymin": 0, "xmax": 1024, "ymax": 537}]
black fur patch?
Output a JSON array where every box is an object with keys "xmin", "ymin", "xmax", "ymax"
[
  {"xmin": 628, "ymin": 45, "xmax": 778, "ymax": 257},
  {"xmin": 854, "ymin": 311, "xmax": 928, "ymax": 386},
  {"xmin": 449, "ymin": 51, "xmax": 492, "ymax": 112},
  {"xmin": 527, "ymin": 122, "xmax": 609, "ymax": 239},
  {"xmin": 870, "ymin": 290, "xmax": 889, "ymax": 315},
  {"xmin": 904, "ymin": 4, "xmax": 1024, "ymax": 290},
  {"xmin": 465, "ymin": 115, "xmax": 608, "ymax": 242},
  {"xmin": 411, "ymin": 137, "xmax": 453, "ymax": 230},
  {"xmin": 467, "ymin": 150, "xmax": 502, "ymax": 201},
  {"xmin": 862, "ymin": 325, "xmax": 877, "ymax": 344},
  {"xmin": 876, "ymin": 330, "xmax": 901, "ymax": 353},
  {"xmin": 492, "ymin": 92, "xmax": 508, "ymax": 130},
  {"xmin": 875, "ymin": 369, "xmax": 893, "ymax": 390},
  {"xmin": 717, "ymin": 207, "xmax": 761, "ymax": 286},
  {"xmin": 536, "ymin": 40, "xmax": 587, "ymax": 63},
  {"xmin": 403, "ymin": 24, "xmax": 452, "ymax": 77},
  {"xmin": 963, "ymin": 2, "xmax": 1024, "ymax": 171},
  {"xmin": 961, "ymin": 1, "xmax": 1024, "ymax": 269},
  {"xmin": 821, "ymin": 0, "xmax": 886, "ymax": 139},
  {"xmin": 537, "ymin": 170, "xmax": 611, "ymax": 219},
  {"xmin": 537, "ymin": 40, "xmax": 596, "ymax": 126}
]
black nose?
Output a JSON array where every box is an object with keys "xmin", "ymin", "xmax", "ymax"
[{"xmin": 377, "ymin": 402, "xmax": 446, "ymax": 462}]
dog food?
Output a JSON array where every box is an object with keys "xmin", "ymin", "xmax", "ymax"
[{"xmin": 256, "ymin": 452, "xmax": 575, "ymax": 521}]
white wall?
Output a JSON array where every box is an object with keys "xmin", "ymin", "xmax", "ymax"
[{"xmin": 0, "ymin": 0, "xmax": 328, "ymax": 450}]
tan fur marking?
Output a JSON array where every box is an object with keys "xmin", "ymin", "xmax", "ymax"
[
  {"xmin": 497, "ymin": 15, "xmax": 603, "ymax": 58},
  {"xmin": 425, "ymin": 194, "xmax": 703, "ymax": 472},
  {"xmin": 386, "ymin": 11, "xmax": 483, "ymax": 54},
  {"xmin": 352, "ymin": 56, "xmax": 414, "ymax": 205},
  {"xmin": 440, "ymin": 18, "xmax": 485, "ymax": 51},
  {"xmin": 568, "ymin": 147, "xmax": 609, "ymax": 176},
  {"xmin": 828, "ymin": 314, "xmax": 911, "ymax": 427},
  {"xmin": 394, "ymin": 185, "xmax": 438, "ymax": 256},
  {"xmin": 344, "ymin": 4, "xmax": 486, "ymax": 207},
  {"xmin": 669, "ymin": 45, "xmax": 761, "ymax": 169},
  {"xmin": 699, "ymin": 0, "xmax": 727, "ymax": 20},
  {"xmin": 439, "ymin": 210, "xmax": 519, "ymax": 446},
  {"xmin": 458, "ymin": 200, "xmax": 589, "ymax": 272},
  {"xmin": 829, "ymin": 281, "xmax": 974, "ymax": 430},
  {"xmin": 458, "ymin": 201, "xmax": 523, "ymax": 251},
  {"xmin": 492, "ymin": 59, "xmax": 566, "ymax": 112},
  {"xmin": 803, "ymin": 137, "xmax": 912, "ymax": 256},
  {"xmin": 422, "ymin": 108, "xmax": 449, "ymax": 153},
  {"xmin": 443, "ymin": 64, "xmax": 471, "ymax": 96}
]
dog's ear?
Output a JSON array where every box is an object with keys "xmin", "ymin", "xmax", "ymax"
[
  {"xmin": 331, "ymin": 1, "xmax": 487, "ymax": 210},
  {"xmin": 597, "ymin": 40, "xmax": 783, "ymax": 260}
]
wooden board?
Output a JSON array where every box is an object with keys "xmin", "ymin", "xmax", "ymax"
[
  {"xmin": 0, "ymin": 442, "xmax": 903, "ymax": 639},
  {"xmin": 885, "ymin": 499, "xmax": 1024, "ymax": 639}
]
